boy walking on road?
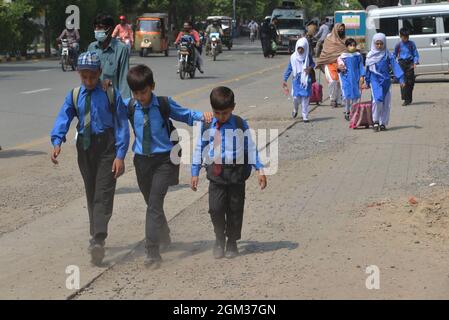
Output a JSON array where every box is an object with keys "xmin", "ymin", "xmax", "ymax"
[
  {"xmin": 124, "ymin": 65, "xmax": 213, "ymax": 269},
  {"xmin": 50, "ymin": 52, "xmax": 130, "ymax": 266},
  {"xmin": 191, "ymin": 86, "xmax": 267, "ymax": 259},
  {"xmin": 394, "ymin": 28, "xmax": 420, "ymax": 106}
]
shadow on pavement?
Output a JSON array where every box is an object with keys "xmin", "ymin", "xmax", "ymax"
[
  {"xmin": 388, "ymin": 125, "xmax": 423, "ymax": 131},
  {"xmin": 0, "ymin": 149, "xmax": 47, "ymax": 159},
  {"xmin": 239, "ymin": 240, "xmax": 299, "ymax": 256}
]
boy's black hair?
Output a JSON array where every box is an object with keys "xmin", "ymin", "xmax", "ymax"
[
  {"xmin": 210, "ymin": 86, "xmax": 235, "ymax": 110},
  {"xmin": 127, "ymin": 64, "xmax": 155, "ymax": 92},
  {"xmin": 400, "ymin": 28, "xmax": 410, "ymax": 37},
  {"xmin": 94, "ymin": 13, "xmax": 115, "ymax": 29},
  {"xmin": 345, "ymin": 38, "xmax": 357, "ymax": 47}
]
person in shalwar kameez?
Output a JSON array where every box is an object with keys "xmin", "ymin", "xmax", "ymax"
[
  {"xmin": 282, "ymin": 38, "xmax": 315, "ymax": 123},
  {"xmin": 337, "ymin": 38, "xmax": 366, "ymax": 121},
  {"xmin": 364, "ymin": 33, "xmax": 405, "ymax": 132}
]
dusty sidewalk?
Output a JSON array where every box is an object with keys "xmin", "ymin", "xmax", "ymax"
[
  {"xmin": 1, "ymin": 60, "xmax": 449, "ymax": 299},
  {"xmin": 74, "ymin": 77, "xmax": 449, "ymax": 300}
]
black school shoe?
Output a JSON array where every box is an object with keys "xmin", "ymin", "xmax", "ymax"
[
  {"xmin": 373, "ymin": 123, "xmax": 380, "ymax": 132},
  {"xmin": 225, "ymin": 240, "xmax": 239, "ymax": 259},
  {"xmin": 344, "ymin": 112, "xmax": 350, "ymax": 121},
  {"xmin": 144, "ymin": 245, "xmax": 162, "ymax": 270},
  {"xmin": 160, "ymin": 234, "xmax": 172, "ymax": 252},
  {"xmin": 89, "ymin": 240, "xmax": 105, "ymax": 266},
  {"xmin": 380, "ymin": 125, "xmax": 387, "ymax": 131}
]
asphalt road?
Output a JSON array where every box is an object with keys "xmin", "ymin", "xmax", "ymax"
[{"xmin": 0, "ymin": 38, "xmax": 279, "ymax": 149}]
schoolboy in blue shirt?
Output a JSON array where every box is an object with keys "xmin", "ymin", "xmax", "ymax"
[
  {"xmin": 124, "ymin": 64, "xmax": 213, "ymax": 269},
  {"xmin": 50, "ymin": 51, "xmax": 130, "ymax": 266},
  {"xmin": 191, "ymin": 86, "xmax": 267, "ymax": 260},
  {"xmin": 394, "ymin": 28, "xmax": 420, "ymax": 106}
]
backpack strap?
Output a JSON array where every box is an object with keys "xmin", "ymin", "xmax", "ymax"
[
  {"xmin": 127, "ymin": 98, "xmax": 137, "ymax": 130},
  {"xmin": 157, "ymin": 96, "xmax": 171, "ymax": 137},
  {"xmin": 71, "ymin": 86, "xmax": 115, "ymax": 116},
  {"xmin": 106, "ymin": 86, "xmax": 115, "ymax": 115},
  {"xmin": 72, "ymin": 86, "xmax": 81, "ymax": 117}
]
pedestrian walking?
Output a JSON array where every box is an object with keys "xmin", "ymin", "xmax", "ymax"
[
  {"xmin": 50, "ymin": 51, "xmax": 130, "ymax": 266},
  {"xmin": 282, "ymin": 38, "xmax": 315, "ymax": 122},
  {"xmin": 394, "ymin": 28, "xmax": 420, "ymax": 106},
  {"xmin": 365, "ymin": 33, "xmax": 405, "ymax": 132}
]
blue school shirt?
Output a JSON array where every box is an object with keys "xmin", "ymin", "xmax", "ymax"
[
  {"xmin": 394, "ymin": 41, "xmax": 420, "ymax": 64},
  {"xmin": 339, "ymin": 53, "xmax": 365, "ymax": 100},
  {"xmin": 365, "ymin": 52, "xmax": 405, "ymax": 103},
  {"xmin": 283, "ymin": 55, "xmax": 315, "ymax": 97},
  {"xmin": 191, "ymin": 115, "xmax": 264, "ymax": 177},
  {"xmin": 124, "ymin": 94, "xmax": 203, "ymax": 156},
  {"xmin": 50, "ymin": 83, "xmax": 130, "ymax": 160}
]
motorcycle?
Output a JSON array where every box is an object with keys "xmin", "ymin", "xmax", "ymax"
[
  {"xmin": 60, "ymin": 39, "xmax": 76, "ymax": 72},
  {"xmin": 209, "ymin": 32, "xmax": 221, "ymax": 61},
  {"xmin": 178, "ymin": 35, "xmax": 196, "ymax": 80}
]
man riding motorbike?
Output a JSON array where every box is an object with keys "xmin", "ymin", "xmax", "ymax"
[
  {"xmin": 175, "ymin": 21, "xmax": 204, "ymax": 74},
  {"xmin": 56, "ymin": 26, "xmax": 80, "ymax": 66},
  {"xmin": 112, "ymin": 15, "xmax": 134, "ymax": 54},
  {"xmin": 205, "ymin": 19, "xmax": 224, "ymax": 56}
]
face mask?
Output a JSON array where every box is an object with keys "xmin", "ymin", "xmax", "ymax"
[
  {"xmin": 95, "ymin": 30, "xmax": 108, "ymax": 42},
  {"xmin": 338, "ymin": 31, "xmax": 345, "ymax": 38},
  {"xmin": 348, "ymin": 47, "xmax": 357, "ymax": 53}
]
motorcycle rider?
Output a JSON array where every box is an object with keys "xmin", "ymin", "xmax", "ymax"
[
  {"xmin": 56, "ymin": 25, "xmax": 80, "ymax": 66},
  {"xmin": 175, "ymin": 21, "xmax": 204, "ymax": 74},
  {"xmin": 205, "ymin": 19, "xmax": 224, "ymax": 55},
  {"xmin": 112, "ymin": 15, "xmax": 134, "ymax": 54},
  {"xmin": 248, "ymin": 19, "xmax": 259, "ymax": 42}
]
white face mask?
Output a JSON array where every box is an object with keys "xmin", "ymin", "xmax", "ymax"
[{"xmin": 94, "ymin": 29, "xmax": 108, "ymax": 42}]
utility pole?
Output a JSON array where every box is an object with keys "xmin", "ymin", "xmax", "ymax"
[{"xmin": 233, "ymin": 0, "xmax": 236, "ymax": 37}]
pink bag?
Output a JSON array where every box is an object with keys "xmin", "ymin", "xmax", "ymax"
[
  {"xmin": 310, "ymin": 82, "xmax": 323, "ymax": 105},
  {"xmin": 349, "ymin": 100, "xmax": 373, "ymax": 129}
]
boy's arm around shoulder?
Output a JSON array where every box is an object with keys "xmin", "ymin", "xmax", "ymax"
[{"xmin": 168, "ymin": 97, "xmax": 203, "ymax": 125}]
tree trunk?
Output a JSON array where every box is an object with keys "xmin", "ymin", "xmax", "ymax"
[{"xmin": 44, "ymin": 7, "xmax": 51, "ymax": 57}]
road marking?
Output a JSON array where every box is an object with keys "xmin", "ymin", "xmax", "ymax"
[
  {"xmin": 37, "ymin": 69, "xmax": 51, "ymax": 72},
  {"xmin": 21, "ymin": 88, "xmax": 52, "ymax": 94},
  {"xmin": 173, "ymin": 62, "xmax": 286, "ymax": 100}
]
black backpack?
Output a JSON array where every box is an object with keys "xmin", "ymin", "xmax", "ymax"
[{"xmin": 202, "ymin": 115, "xmax": 252, "ymax": 183}]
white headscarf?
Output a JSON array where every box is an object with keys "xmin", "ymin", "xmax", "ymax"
[
  {"xmin": 290, "ymin": 37, "xmax": 310, "ymax": 88},
  {"xmin": 366, "ymin": 33, "xmax": 387, "ymax": 75}
]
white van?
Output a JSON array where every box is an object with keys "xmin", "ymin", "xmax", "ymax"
[{"xmin": 366, "ymin": 3, "xmax": 449, "ymax": 75}]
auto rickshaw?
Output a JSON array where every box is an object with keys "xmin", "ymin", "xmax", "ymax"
[
  {"xmin": 135, "ymin": 13, "xmax": 169, "ymax": 57},
  {"xmin": 206, "ymin": 16, "xmax": 233, "ymax": 50}
]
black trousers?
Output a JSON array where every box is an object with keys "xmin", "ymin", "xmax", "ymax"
[
  {"xmin": 76, "ymin": 129, "xmax": 117, "ymax": 243},
  {"xmin": 399, "ymin": 59, "xmax": 415, "ymax": 103},
  {"xmin": 208, "ymin": 182, "xmax": 246, "ymax": 243},
  {"xmin": 261, "ymin": 37, "xmax": 273, "ymax": 57},
  {"xmin": 133, "ymin": 153, "xmax": 178, "ymax": 248}
]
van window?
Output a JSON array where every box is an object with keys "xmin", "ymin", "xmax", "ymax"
[
  {"xmin": 376, "ymin": 18, "xmax": 398, "ymax": 36},
  {"xmin": 443, "ymin": 15, "xmax": 449, "ymax": 33},
  {"xmin": 402, "ymin": 16, "xmax": 437, "ymax": 35}
]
